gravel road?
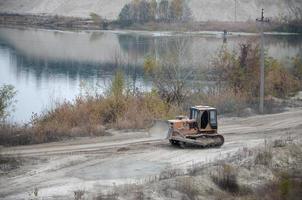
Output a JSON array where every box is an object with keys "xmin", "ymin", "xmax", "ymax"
[{"xmin": 0, "ymin": 108, "xmax": 302, "ymax": 199}]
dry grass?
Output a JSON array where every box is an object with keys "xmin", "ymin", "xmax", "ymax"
[
  {"xmin": 211, "ymin": 163, "xmax": 240, "ymax": 194},
  {"xmin": 175, "ymin": 177, "xmax": 200, "ymax": 200},
  {"xmin": 74, "ymin": 189, "xmax": 85, "ymax": 200},
  {"xmin": 254, "ymin": 172, "xmax": 302, "ymax": 200},
  {"xmin": 0, "ymin": 89, "xmax": 178, "ymax": 146},
  {"xmin": 197, "ymin": 88, "xmax": 248, "ymax": 115},
  {"xmin": 0, "ymin": 154, "xmax": 22, "ymax": 173}
]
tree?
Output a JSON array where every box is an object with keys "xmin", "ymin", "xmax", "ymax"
[
  {"xmin": 119, "ymin": 4, "xmax": 132, "ymax": 26},
  {"xmin": 266, "ymin": 58, "xmax": 299, "ymax": 98},
  {"xmin": 150, "ymin": 0, "xmax": 158, "ymax": 20},
  {"xmin": 158, "ymin": 0, "xmax": 169, "ymax": 22},
  {"xmin": 138, "ymin": 0, "xmax": 151, "ymax": 23},
  {"xmin": 170, "ymin": 0, "xmax": 183, "ymax": 21},
  {"xmin": 292, "ymin": 55, "xmax": 302, "ymax": 81},
  {"xmin": 182, "ymin": 1, "xmax": 192, "ymax": 22},
  {"xmin": 144, "ymin": 37, "xmax": 195, "ymax": 105},
  {"xmin": 0, "ymin": 84, "xmax": 16, "ymax": 122}
]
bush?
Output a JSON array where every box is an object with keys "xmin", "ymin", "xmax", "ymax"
[
  {"xmin": 266, "ymin": 58, "xmax": 300, "ymax": 98},
  {"xmin": 3, "ymin": 71, "xmax": 177, "ymax": 145},
  {"xmin": 254, "ymin": 150, "xmax": 272, "ymax": 166},
  {"xmin": 196, "ymin": 88, "xmax": 248, "ymax": 115},
  {"xmin": 255, "ymin": 172, "xmax": 302, "ymax": 200},
  {"xmin": 175, "ymin": 177, "xmax": 200, "ymax": 200},
  {"xmin": 0, "ymin": 84, "xmax": 16, "ymax": 121},
  {"xmin": 211, "ymin": 42, "xmax": 300, "ymax": 105},
  {"xmin": 292, "ymin": 56, "xmax": 302, "ymax": 81},
  {"xmin": 211, "ymin": 42, "xmax": 260, "ymax": 100},
  {"xmin": 90, "ymin": 12, "xmax": 108, "ymax": 29},
  {"xmin": 118, "ymin": 0, "xmax": 192, "ymax": 26},
  {"xmin": 211, "ymin": 164, "xmax": 239, "ymax": 193}
]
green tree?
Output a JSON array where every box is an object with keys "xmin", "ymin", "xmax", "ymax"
[
  {"xmin": 110, "ymin": 70, "xmax": 125, "ymax": 99},
  {"xmin": 170, "ymin": 0, "xmax": 183, "ymax": 21},
  {"xmin": 292, "ymin": 55, "xmax": 302, "ymax": 81},
  {"xmin": 150, "ymin": 0, "xmax": 158, "ymax": 20},
  {"xmin": 138, "ymin": 0, "xmax": 151, "ymax": 23},
  {"xmin": 266, "ymin": 58, "xmax": 299, "ymax": 98},
  {"xmin": 158, "ymin": 0, "xmax": 169, "ymax": 22},
  {"xmin": 0, "ymin": 84, "xmax": 16, "ymax": 121},
  {"xmin": 119, "ymin": 4, "xmax": 132, "ymax": 26}
]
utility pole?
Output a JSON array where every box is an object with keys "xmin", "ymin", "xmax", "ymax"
[{"xmin": 256, "ymin": 8, "xmax": 269, "ymax": 114}]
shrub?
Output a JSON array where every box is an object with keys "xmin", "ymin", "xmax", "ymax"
[
  {"xmin": 0, "ymin": 154, "xmax": 22, "ymax": 172},
  {"xmin": 118, "ymin": 0, "xmax": 192, "ymax": 26},
  {"xmin": 211, "ymin": 42, "xmax": 260, "ymax": 100},
  {"xmin": 212, "ymin": 42, "xmax": 300, "ymax": 106},
  {"xmin": 0, "ymin": 84, "xmax": 16, "ymax": 121},
  {"xmin": 74, "ymin": 189, "xmax": 85, "ymax": 200},
  {"xmin": 211, "ymin": 164, "xmax": 239, "ymax": 193},
  {"xmin": 292, "ymin": 55, "xmax": 302, "ymax": 81},
  {"xmin": 90, "ymin": 12, "xmax": 108, "ymax": 29},
  {"xmin": 196, "ymin": 88, "xmax": 248, "ymax": 115},
  {"xmin": 266, "ymin": 58, "xmax": 300, "ymax": 98},
  {"xmin": 254, "ymin": 150, "xmax": 272, "ymax": 166},
  {"xmin": 175, "ymin": 177, "xmax": 200, "ymax": 200},
  {"xmin": 255, "ymin": 172, "xmax": 302, "ymax": 200}
]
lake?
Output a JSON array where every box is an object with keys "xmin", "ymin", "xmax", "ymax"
[{"xmin": 0, "ymin": 27, "xmax": 301, "ymax": 123}]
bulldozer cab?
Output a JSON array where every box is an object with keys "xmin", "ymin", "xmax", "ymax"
[{"xmin": 190, "ymin": 106, "xmax": 217, "ymax": 131}]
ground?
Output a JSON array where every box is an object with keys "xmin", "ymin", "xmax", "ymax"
[{"xmin": 0, "ymin": 108, "xmax": 302, "ymax": 199}]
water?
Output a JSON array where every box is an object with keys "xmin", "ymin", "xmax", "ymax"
[{"xmin": 0, "ymin": 27, "xmax": 301, "ymax": 123}]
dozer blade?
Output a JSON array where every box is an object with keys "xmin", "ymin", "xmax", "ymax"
[{"xmin": 148, "ymin": 120, "xmax": 170, "ymax": 140}]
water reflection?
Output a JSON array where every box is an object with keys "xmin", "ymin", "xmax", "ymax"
[{"xmin": 0, "ymin": 27, "xmax": 301, "ymax": 122}]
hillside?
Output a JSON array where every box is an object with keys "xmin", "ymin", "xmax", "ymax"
[{"xmin": 0, "ymin": 0, "xmax": 301, "ymax": 22}]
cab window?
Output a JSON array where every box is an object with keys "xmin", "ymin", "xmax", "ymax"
[{"xmin": 209, "ymin": 110, "xmax": 217, "ymax": 126}]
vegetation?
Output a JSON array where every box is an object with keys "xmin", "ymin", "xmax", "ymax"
[
  {"xmin": 292, "ymin": 55, "xmax": 302, "ymax": 81},
  {"xmin": 0, "ymin": 84, "xmax": 16, "ymax": 122},
  {"xmin": 88, "ymin": 140, "xmax": 302, "ymax": 200},
  {"xmin": 0, "ymin": 71, "xmax": 179, "ymax": 146},
  {"xmin": 118, "ymin": 0, "xmax": 192, "ymax": 26},
  {"xmin": 275, "ymin": 4, "xmax": 302, "ymax": 33},
  {"xmin": 0, "ymin": 40, "xmax": 301, "ymax": 146},
  {"xmin": 266, "ymin": 58, "xmax": 300, "ymax": 98},
  {"xmin": 143, "ymin": 37, "xmax": 197, "ymax": 106},
  {"xmin": 211, "ymin": 164, "xmax": 239, "ymax": 193},
  {"xmin": 89, "ymin": 12, "xmax": 109, "ymax": 29},
  {"xmin": 210, "ymin": 42, "xmax": 301, "ymax": 112}
]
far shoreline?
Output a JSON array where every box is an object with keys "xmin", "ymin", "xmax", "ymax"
[{"xmin": 0, "ymin": 13, "xmax": 301, "ymax": 35}]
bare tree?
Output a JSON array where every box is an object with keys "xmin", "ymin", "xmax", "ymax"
[{"xmin": 144, "ymin": 37, "xmax": 197, "ymax": 105}]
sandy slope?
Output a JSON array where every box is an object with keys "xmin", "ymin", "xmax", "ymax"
[
  {"xmin": 0, "ymin": 0, "xmax": 301, "ymax": 21},
  {"xmin": 0, "ymin": 108, "xmax": 302, "ymax": 199}
]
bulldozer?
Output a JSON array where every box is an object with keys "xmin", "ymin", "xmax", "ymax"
[{"xmin": 167, "ymin": 105, "xmax": 224, "ymax": 148}]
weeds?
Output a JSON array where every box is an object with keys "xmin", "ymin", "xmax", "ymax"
[
  {"xmin": 175, "ymin": 177, "xmax": 200, "ymax": 200},
  {"xmin": 255, "ymin": 172, "xmax": 302, "ymax": 200},
  {"xmin": 159, "ymin": 168, "xmax": 184, "ymax": 180},
  {"xmin": 254, "ymin": 150, "xmax": 273, "ymax": 166},
  {"xmin": 211, "ymin": 164, "xmax": 239, "ymax": 194},
  {"xmin": 0, "ymin": 70, "xmax": 179, "ymax": 146},
  {"xmin": 0, "ymin": 154, "xmax": 21, "ymax": 172},
  {"xmin": 74, "ymin": 189, "xmax": 85, "ymax": 200}
]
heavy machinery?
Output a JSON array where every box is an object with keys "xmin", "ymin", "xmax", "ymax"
[{"xmin": 167, "ymin": 105, "xmax": 224, "ymax": 148}]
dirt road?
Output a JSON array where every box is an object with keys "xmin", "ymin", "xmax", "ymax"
[{"xmin": 1, "ymin": 108, "xmax": 302, "ymax": 199}]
